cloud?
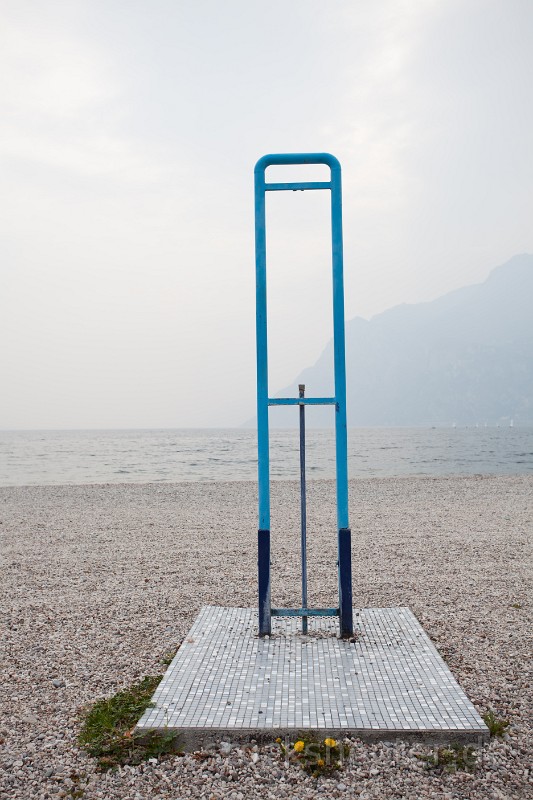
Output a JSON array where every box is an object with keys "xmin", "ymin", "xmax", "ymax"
[
  {"xmin": 0, "ymin": 15, "xmax": 117, "ymax": 117},
  {"xmin": 0, "ymin": 0, "xmax": 531, "ymax": 428},
  {"xmin": 325, "ymin": 0, "xmax": 443, "ymax": 211},
  {"xmin": 0, "ymin": 4, "xmax": 164, "ymax": 182}
]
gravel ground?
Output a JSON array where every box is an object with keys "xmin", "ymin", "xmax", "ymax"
[{"xmin": 1, "ymin": 475, "xmax": 532, "ymax": 799}]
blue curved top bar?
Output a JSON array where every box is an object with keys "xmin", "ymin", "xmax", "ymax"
[
  {"xmin": 254, "ymin": 152, "xmax": 352, "ymax": 637},
  {"xmin": 255, "ymin": 152, "xmax": 341, "ymax": 172}
]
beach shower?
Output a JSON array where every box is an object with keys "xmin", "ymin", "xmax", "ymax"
[
  {"xmin": 254, "ymin": 153, "xmax": 353, "ymax": 638},
  {"xmin": 135, "ymin": 154, "xmax": 490, "ymax": 751}
]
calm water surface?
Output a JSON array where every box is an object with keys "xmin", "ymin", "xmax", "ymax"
[{"xmin": 0, "ymin": 428, "xmax": 532, "ymax": 486}]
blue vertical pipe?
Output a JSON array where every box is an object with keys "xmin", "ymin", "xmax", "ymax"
[
  {"xmin": 329, "ymin": 160, "xmax": 348, "ymax": 531},
  {"xmin": 329, "ymin": 159, "xmax": 353, "ymax": 638},
  {"xmin": 254, "ymin": 162, "xmax": 271, "ymax": 636}
]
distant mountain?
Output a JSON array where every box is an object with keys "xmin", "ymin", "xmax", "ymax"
[{"xmin": 270, "ymin": 254, "xmax": 533, "ymax": 427}]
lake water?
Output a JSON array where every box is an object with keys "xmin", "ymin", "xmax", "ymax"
[{"xmin": 0, "ymin": 427, "xmax": 532, "ymax": 486}]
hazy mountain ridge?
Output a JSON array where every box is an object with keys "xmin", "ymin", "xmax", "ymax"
[{"xmin": 271, "ymin": 254, "xmax": 533, "ymax": 427}]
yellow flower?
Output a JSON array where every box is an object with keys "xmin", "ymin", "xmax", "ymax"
[
  {"xmin": 293, "ymin": 740, "xmax": 305, "ymax": 753},
  {"xmin": 324, "ymin": 738, "xmax": 336, "ymax": 748},
  {"xmin": 317, "ymin": 758, "xmax": 325, "ymax": 767},
  {"xmin": 275, "ymin": 737, "xmax": 282, "ymax": 744}
]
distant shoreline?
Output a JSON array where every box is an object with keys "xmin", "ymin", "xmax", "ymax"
[{"xmin": 1, "ymin": 427, "xmax": 532, "ymax": 487}]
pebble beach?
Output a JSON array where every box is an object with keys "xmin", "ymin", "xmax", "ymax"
[{"xmin": 1, "ymin": 475, "xmax": 532, "ymax": 799}]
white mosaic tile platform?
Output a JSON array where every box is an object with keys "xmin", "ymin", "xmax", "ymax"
[{"xmin": 136, "ymin": 606, "xmax": 488, "ymax": 747}]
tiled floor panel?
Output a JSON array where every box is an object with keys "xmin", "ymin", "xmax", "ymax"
[{"xmin": 136, "ymin": 606, "xmax": 488, "ymax": 745}]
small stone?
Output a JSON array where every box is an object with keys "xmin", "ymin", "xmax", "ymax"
[{"xmin": 51, "ymin": 679, "xmax": 65, "ymax": 689}]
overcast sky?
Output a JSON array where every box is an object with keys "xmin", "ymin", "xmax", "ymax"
[{"xmin": 1, "ymin": 0, "xmax": 532, "ymax": 429}]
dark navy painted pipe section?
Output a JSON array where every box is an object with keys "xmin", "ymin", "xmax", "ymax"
[
  {"xmin": 338, "ymin": 528, "xmax": 353, "ymax": 638},
  {"xmin": 258, "ymin": 529, "xmax": 271, "ymax": 636}
]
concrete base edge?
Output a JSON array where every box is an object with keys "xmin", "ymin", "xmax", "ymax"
[{"xmin": 134, "ymin": 725, "xmax": 490, "ymax": 752}]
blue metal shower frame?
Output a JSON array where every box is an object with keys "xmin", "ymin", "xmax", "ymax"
[{"xmin": 254, "ymin": 152, "xmax": 353, "ymax": 638}]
